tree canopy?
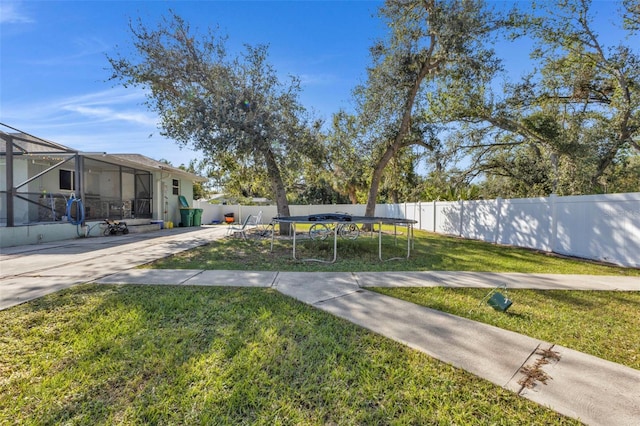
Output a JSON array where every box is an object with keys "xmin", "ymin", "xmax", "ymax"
[
  {"xmin": 108, "ymin": 12, "xmax": 322, "ymax": 223},
  {"xmin": 109, "ymin": 2, "xmax": 639, "ymax": 209},
  {"xmin": 419, "ymin": 0, "xmax": 640, "ymax": 197},
  {"xmin": 352, "ymin": 0, "xmax": 510, "ymax": 215}
]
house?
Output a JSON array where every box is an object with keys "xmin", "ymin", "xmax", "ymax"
[{"xmin": 0, "ymin": 130, "xmax": 206, "ymax": 248}]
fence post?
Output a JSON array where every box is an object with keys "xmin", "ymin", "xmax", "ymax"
[
  {"xmin": 433, "ymin": 200, "xmax": 437, "ymax": 232},
  {"xmin": 459, "ymin": 200, "xmax": 464, "ymax": 237},
  {"xmin": 550, "ymin": 194, "xmax": 558, "ymax": 253},
  {"xmin": 495, "ymin": 197, "xmax": 502, "ymax": 244}
]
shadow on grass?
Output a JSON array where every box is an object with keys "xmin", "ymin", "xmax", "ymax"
[
  {"xmin": 146, "ymin": 230, "xmax": 640, "ymax": 276},
  {"xmin": 2, "ymin": 285, "xmax": 581, "ymax": 425},
  {"xmin": 530, "ymin": 290, "xmax": 599, "ymax": 308}
]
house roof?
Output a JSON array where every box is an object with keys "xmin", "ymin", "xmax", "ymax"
[
  {"xmin": 0, "ymin": 132, "xmax": 77, "ymax": 155},
  {"xmin": 1, "ymin": 130, "xmax": 206, "ymax": 183},
  {"xmin": 104, "ymin": 154, "xmax": 207, "ymax": 182}
]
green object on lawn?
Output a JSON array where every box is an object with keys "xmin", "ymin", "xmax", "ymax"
[
  {"xmin": 487, "ymin": 291, "xmax": 513, "ymax": 312},
  {"xmin": 473, "ymin": 284, "xmax": 513, "ymax": 313}
]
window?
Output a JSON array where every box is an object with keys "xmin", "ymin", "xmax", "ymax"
[
  {"xmin": 172, "ymin": 179, "xmax": 179, "ymax": 195},
  {"xmin": 59, "ymin": 170, "xmax": 75, "ymax": 190}
]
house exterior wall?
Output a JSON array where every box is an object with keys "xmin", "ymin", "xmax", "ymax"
[
  {"xmin": 153, "ymin": 172, "xmax": 195, "ymax": 226},
  {"xmin": 0, "ymin": 222, "xmax": 85, "ymax": 247}
]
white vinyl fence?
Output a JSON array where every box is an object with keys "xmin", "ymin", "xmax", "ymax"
[{"xmin": 195, "ymin": 192, "xmax": 640, "ymax": 268}]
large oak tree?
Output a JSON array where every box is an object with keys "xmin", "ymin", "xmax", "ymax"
[
  {"xmin": 108, "ymin": 13, "xmax": 320, "ymax": 227},
  {"xmin": 356, "ymin": 0, "xmax": 506, "ymax": 217}
]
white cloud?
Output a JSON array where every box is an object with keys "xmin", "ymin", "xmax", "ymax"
[
  {"xmin": 24, "ymin": 37, "xmax": 112, "ymax": 67},
  {"xmin": 1, "ymin": 87, "xmax": 200, "ymax": 165},
  {"xmin": 57, "ymin": 88, "xmax": 148, "ymax": 108},
  {"xmin": 299, "ymin": 73, "xmax": 338, "ymax": 86},
  {"xmin": 0, "ymin": 1, "xmax": 34, "ymax": 24},
  {"xmin": 58, "ymin": 89, "xmax": 158, "ymax": 126},
  {"xmin": 3, "ymin": 88, "xmax": 157, "ymax": 127},
  {"xmin": 63, "ymin": 105, "xmax": 157, "ymax": 126}
]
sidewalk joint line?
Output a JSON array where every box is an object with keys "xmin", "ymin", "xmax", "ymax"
[
  {"xmin": 180, "ymin": 270, "xmax": 205, "ymax": 285},
  {"xmin": 270, "ymin": 271, "xmax": 280, "ymax": 288},
  {"xmin": 313, "ymin": 288, "xmax": 366, "ymax": 306},
  {"xmin": 504, "ymin": 343, "xmax": 540, "ymax": 389},
  {"xmin": 351, "ymin": 272, "xmax": 362, "ymax": 288}
]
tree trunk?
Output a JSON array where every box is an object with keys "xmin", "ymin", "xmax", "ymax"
[
  {"xmin": 363, "ymin": 36, "xmax": 437, "ymax": 219},
  {"xmin": 365, "ymin": 144, "xmax": 397, "ymax": 220},
  {"xmin": 348, "ymin": 186, "xmax": 357, "ymax": 204},
  {"xmin": 263, "ymin": 147, "xmax": 291, "ymax": 235}
]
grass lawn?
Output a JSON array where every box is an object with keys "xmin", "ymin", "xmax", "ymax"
[
  {"xmin": 2, "ymin": 230, "xmax": 637, "ymax": 423},
  {"xmin": 0, "ymin": 285, "xmax": 579, "ymax": 425},
  {"xmin": 145, "ymin": 228, "xmax": 640, "ymax": 367},
  {"xmin": 147, "ymin": 228, "xmax": 640, "ymax": 275}
]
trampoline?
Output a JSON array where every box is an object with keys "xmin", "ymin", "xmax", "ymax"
[{"xmin": 272, "ymin": 214, "xmax": 417, "ymax": 263}]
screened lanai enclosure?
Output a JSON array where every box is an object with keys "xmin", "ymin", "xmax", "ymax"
[
  {"xmin": 1, "ymin": 127, "xmax": 204, "ymax": 247},
  {"xmin": 1, "ymin": 132, "xmax": 154, "ymax": 225}
]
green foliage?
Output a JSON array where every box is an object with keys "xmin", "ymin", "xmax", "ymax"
[
  {"xmin": 603, "ymin": 153, "xmax": 640, "ymax": 192},
  {"xmin": 203, "ymin": 151, "xmax": 272, "ymax": 200},
  {"xmin": 108, "ymin": 12, "xmax": 322, "ymax": 218},
  {"xmin": 106, "ymin": 3, "xmax": 640, "ymax": 204},
  {"xmin": 288, "ymin": 176, "xmax": 351, "ymax": 205},
  {"xmin": 515, "ymin": 1, "xmax": 636, "ymax": 194},
  {"xmin": 623, "ymin": 0, "xmax": 640, "ymax": 31},
  {"xmin": 322, "ymin": 111, "xmax": 371, "ymax": 204},
  {"xmin": 424, "ymin": 0, "xmax": 640, "ymax": 197},
  {"xmin": 353, "ymin": 0, "xmax": 509, "ymax": 213},
  {"xmin": 419, "ymin": 174, "xmax": 483, "ymax": 201}
]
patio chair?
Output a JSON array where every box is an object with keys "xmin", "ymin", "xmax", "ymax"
[
  {"xmin": 226, "ymin": 215, "xmax": 253, "ymax": 240},
  {"xmin": 251, "ymin": 210, "xmax": 263, "ymax": 229}
]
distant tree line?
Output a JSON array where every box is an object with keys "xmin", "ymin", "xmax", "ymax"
[{"xmin": 108, "ymin": 0, "xmax": 639, "ymax": 214}]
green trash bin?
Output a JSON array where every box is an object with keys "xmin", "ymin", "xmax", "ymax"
[
  {"xmin": 179, "ymin": 208, "xmax": 194, "ymax": 227},
  {"xmin": 193, "ymin": 209, "xmax": 203, "ymax": 226},
  {"xmin": 178, "ymin": 195, "xmax": 190, "ymax": 208}
]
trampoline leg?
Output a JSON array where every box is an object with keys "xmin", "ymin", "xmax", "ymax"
[
  {"xmin": 331, "ymin": 224, "xmax": 338, "ymax": 263},
  {"xmin": 292, "ymin": 222, "xmax": 297, "ymax": 260},
  {"xmin": 378, "ymin": 221, "xmax": 383, "ymax": 261}
]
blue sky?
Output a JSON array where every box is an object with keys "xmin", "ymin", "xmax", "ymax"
[
  {"xmin": 0, "ymin": 0, "xmax": 631, "ymax": 169},
  {"xmin": 1, "ymin": 0, "xmax": 383, "ymax": 167}
]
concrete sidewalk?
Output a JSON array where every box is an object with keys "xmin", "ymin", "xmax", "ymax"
[
  {"xmin": 2, "ymin": 228, "xmax": 639, "ymax": 425},
  {"xmin": 355, "ymin": 270, "xmax": 640, "ymax": 291},
  {"xmin": 96, "ymin": 269, "xmax": 639, "ymax": 426},
  {"xmin": 92, "ymin": 269, "xmax": 640, "ymax": 426}
]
